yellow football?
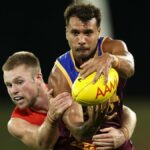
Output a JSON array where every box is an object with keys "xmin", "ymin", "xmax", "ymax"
[{"xmin": 72, "ymin": 68, "xmax": 119, "ymax": 106}]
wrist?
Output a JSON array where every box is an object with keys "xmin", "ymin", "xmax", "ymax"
[{"xmin": 46, "ymin": 114, "xmax": 58, "ymax": 127}]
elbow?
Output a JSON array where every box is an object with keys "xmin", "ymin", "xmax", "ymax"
[
  {"xmin": 126, "ymin": 54, "xmax": 135, "ymax": 78},
  {"xmin": 37, "ymin": 137, "xmax": 54, "ymax": 150},
  {"xmin": 70, "ymin": 130, "xmax": 85, "ymax": 142},
  {"xmin": 37, "ymin": 142, "xmax": 53, "ymax": 150},
  {"xmin": 132, "ymin": 109, "xmax": 137, "ymax": 126},
  {"xmin": 126, "ymin": 66, "xmax": 135, "ymax": 78},
  {"xmin": 128, "ymin": 60, "xmax": 135, "ymax": 77},
  {"xmin": 119, "ymin": 52, "xmax": 135, "ymax": 78},
  {"xmin": 120, "ymin": 63, "xmax": 135, "ymax": 79}
]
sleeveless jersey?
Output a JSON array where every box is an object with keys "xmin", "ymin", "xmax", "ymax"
[
  {"xmin": 55, "ymin": 37, "xmax": 133, "ymax": 150},
  {"xmin": 11, "ymin": 107, "xmax": 46, "ymax": 125},
  {"xmin": 11, "ymin": 107, "xmax": 81, "ymax": 150}
]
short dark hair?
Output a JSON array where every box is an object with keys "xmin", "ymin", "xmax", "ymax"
[
  {"xmin": 2, "ymin": 51, "xmax": 41, "ymax": 73},
  {"xmin": 64, "ymin": 3, "xmax": 101, "ymax": 27}
]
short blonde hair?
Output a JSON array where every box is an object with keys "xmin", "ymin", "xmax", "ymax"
[{"xmin": 2, "ymin": 51, "xmax": 41, "ymax": 74}]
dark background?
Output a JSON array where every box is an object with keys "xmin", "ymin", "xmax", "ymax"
[
  {"xmin": 0, "ymin": 0, "xmax": 150, "ymax": 97},
  {"xmin": 0, "ymin": 0, "xmax": 150, "ymax": 150}
]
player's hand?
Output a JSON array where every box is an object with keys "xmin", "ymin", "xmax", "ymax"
[
  {"xmin": 80, "ymin": 53, "xmax": 114, "ymax": 83},
  {"xmin": 92, "ymin": 127, "xmax": 126, "ymax": 149},
  {"xmin": 47, "ymin": 92, "xmax": 72, "ymax": 123},
  {"xmin": 87, "ymin": 102, "xmax": 109, "ymax": 129},
  {"xmin": 47, "ymin": 88, "xmax": 53, "ymax": 99}
]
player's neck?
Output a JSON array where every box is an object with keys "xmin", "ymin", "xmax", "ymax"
[
  {"xmin": 31, "ymin": 98, "xmax": 48, "ymax": 113},
  {"xmin": 31, "ymin": 86, "xmax": 49, "ymax": 113},
  {"xmin": 75, "ymin": 50, "xmax": 96, "ymax": 68}
]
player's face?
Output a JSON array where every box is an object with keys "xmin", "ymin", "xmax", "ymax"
[
  {"xmin": 66, "ymin": 16, "xmax": 100, "ymax": 65},
  {"xmin": 3, "ymin": 65, "xmax": 40, "ymax": 110}
]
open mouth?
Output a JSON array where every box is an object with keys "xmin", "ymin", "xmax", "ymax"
[
  {"xmin": 13, "ymin": 96, "xmax": 24, "ymax": 101},
  {"xmin": 76, "ymin": 47, "xmax": 89, "ymax": 51},
  {"xmin": 13, "ymin": 96, "xmax": 25, "ymax": 104}
]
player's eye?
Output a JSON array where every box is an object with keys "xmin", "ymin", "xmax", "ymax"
[
  {"xmin": 16, "ymin": 80, "xmax": 24, "ymax": 85},
  {"xmin": 71, "ymin": 30, "xmax": 79, "ymax": 36},
  {"xmin": 5, "ymin": 83, "xmax": 12, "ymax": 88}
]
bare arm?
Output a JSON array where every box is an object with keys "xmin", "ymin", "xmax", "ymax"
[
  {"xmin": 103, "ymin": 37, "xmax": 135, "ymax": 78},
  {"xmin": 8, "ymin": 93, "xmax": 72, "ymax": 150},
  {"xmin": 80, "ymin": 37, "xmax": 135, "ymax": 82},
  {"xmin": 92, "ymin": 105, "xmax": 137, "ymax": 149},
  {"xmin": 48, "ymin": 65, "xmax": 103, "ymax": 141},
  {"xmin": 120, "ymin": 105, "xmax": 137, "ymax": 139},
  {"xmin": 62, "ymin": 102, "xmax": 107, "ymax": 141},
  {"xmin": 8, "ymin": 117, "xmax": 59, "ymax": 150}
]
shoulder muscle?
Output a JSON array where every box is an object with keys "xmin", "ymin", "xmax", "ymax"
[{"xmin": 48, "ymin": 64, "xmax": 71, "ymax": 96}]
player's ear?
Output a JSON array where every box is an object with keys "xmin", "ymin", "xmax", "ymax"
[
  {"xmin": 35, "ymin": 73, "xmax": 43, "ymax": 86},
  {"xmin": 98, "ymin": 27, "xmax": 101, "ymax": 38},
  {"xmin": 65, "ymin": 26, "xmax": 69, "ymax": 40},
  {"xmin": 36, "ymin": 73, "xmax": 42, "ymax": 80}
]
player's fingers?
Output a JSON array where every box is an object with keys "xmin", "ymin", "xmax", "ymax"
[
  {"xmin": 95, "ymin": 146, "xmax": 113, "ymax": 150},
  {"xmin": 103, "ymin": 66, "xmax": 111, "ymax": 84},
  {"xmin": 92, "ymin": 71, "xmax": 102, "ymax": 83},
  {"xmin": 50, "ymin": 93, "xmax": 72, "ymax": 107},
  {"xmin": 87, "ymin": 106, "xmax": 93, "ymax": 118},
  {"xmin": 106, "ymin": 112, "xmax": 117, "ymax": 120},
  {"xmin": 93, "ymin": 141, "xmax": 113, "ymax": 146},
  {"xmin": 57, "ymin": 101, "xmax": 72, "ymax": 112},
  {"xmin": 80, "ymin": 63, "xmax": 94, "ymax": 76},
  {"xmin": 80, "ymin": 58, "xmax": 93, "ymax": 68},
  {"xmin": 93, "ymin": 138, "xmax": 113, "ymax": 143},
  {"xmin": 80, "ymin": 67, "xmax": 95, "ymax": 79},
  {"xmin": 93, "ymin": 132, "xmax": 112, "ymax": 139},
  {"xmin": 54, "ymin": 92, "xmax": 71, "ymax": 101},
  {"xmin": 50, "ymin": 97, "xmax": 72, "ymax": 117},
  {"xmin": 100, "ymin": 127, "xmax": 113, "ymax": 133},
  {"xmin": 48, "ymin": 88, "xmax": 53, "ymax": 94},
  {"xmin": 47, "ymin": 89, "xmax": 53, "ymax": 98}
]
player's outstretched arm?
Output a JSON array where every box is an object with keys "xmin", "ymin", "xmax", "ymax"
[
  {"xmin": 63, "ymin": 102, "xmax": 109, "ymax": 141},
  {"xmin": 92, "ymin": 105, "xmax": 137, "ymax": 149},
  {"xmin": 120, "ymin": 105, "xmax": 137, "ymax": 139},
  {"xmin": 7, "ymin": 92, "xmax": 72, "ymax": 150},
  {"xmin": 80, "ymin": 37, "xmax": 135, "ymax": 82},
  {"xmin": 7, "ymin": 117, "xmax": 59, "ymax": 150},
  {"xmin": 48, "ymin": 66, "xmax": 106, "ymax": 142}
]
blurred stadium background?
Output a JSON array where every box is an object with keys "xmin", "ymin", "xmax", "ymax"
[{"xmin": 0, "ymin": 0, "xmax": 150, "ymax": 149}]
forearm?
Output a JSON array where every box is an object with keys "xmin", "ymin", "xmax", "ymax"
[
  {"xmin": 74, "ymin": 123, "xmax": 100, "ymax": 141},
  {"xmin": 37, "ymin": 116, "xmax": 59, "ymax": 150},
  {"xmin": 110, "ymin": 51, "xmax": 135, "ymax": 78},
  {"xmin": 110, "ymin": 46, "xmax": 134, "ymax": 78},
  {"xmin": 120, "ymin": 105, "xmax": 137, "ymax": 140},
  {"xmin": 116, "ymin": 53, "xmax": 134, "ymax": 78},
  {"xmin": 63, "ymin": 105, "xmax": 104, "ymax": 141},
  {"xmin": 7, "ymin": 118, "xmax": 58, "ymax": 150},
  {"xmin": 64, "ymin": 116, "xmax": 100, "ymax": 141}
]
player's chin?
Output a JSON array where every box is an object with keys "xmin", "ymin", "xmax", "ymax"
[
  {"xmin": 17, "ymin": 102, "xmax": 28, "ymax": 110},
  {"xmin": 78, "ymin": 52, "xmax": 91, "ymax": 60}
]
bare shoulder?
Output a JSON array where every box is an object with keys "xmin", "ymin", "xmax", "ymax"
[
  {"xmin": 102, "ymin": 37, "xmax": 128, "ymax": 54},
  {"xmin": 48, "ymin": 64, "xmax": 71, "ymax": 96},
  {"xmin": 8, "ymin": 118, "xmax": 28, "ymax": 138},
  {"xmin": 8, "ymin": 118, "xmax": 37, "ymax": 138}
]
